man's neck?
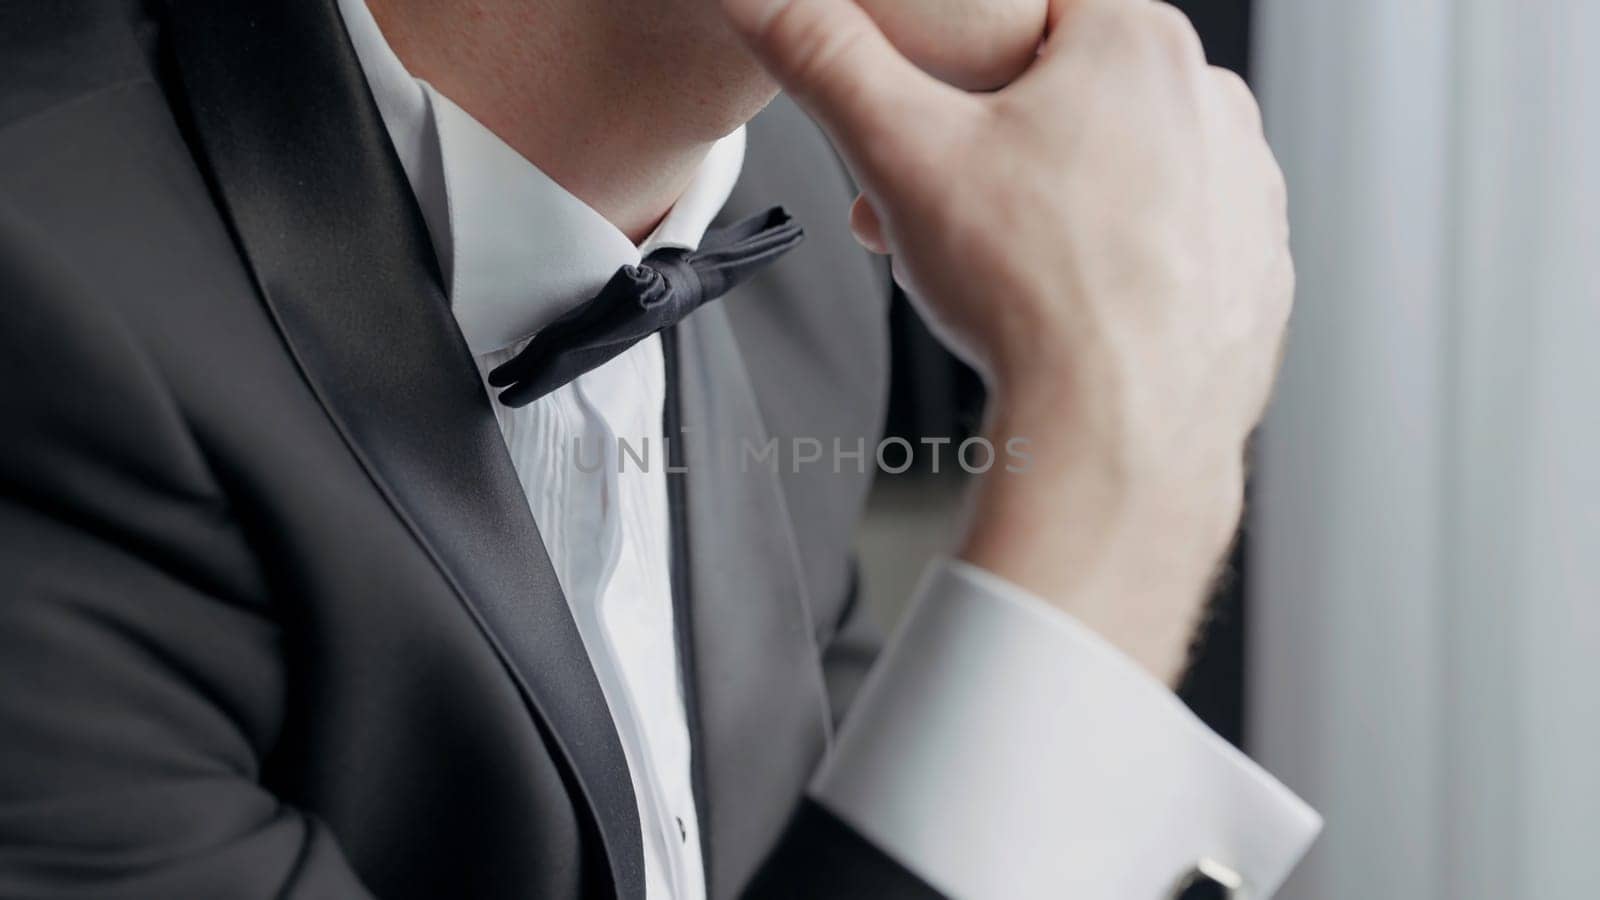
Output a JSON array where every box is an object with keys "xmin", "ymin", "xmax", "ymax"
[{"xmin": 367, "ymin": 0, "xmax": 772, "ymax": 243}]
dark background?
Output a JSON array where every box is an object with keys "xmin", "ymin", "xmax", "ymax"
[{"xmin": 881, "ymin": 0, "xmax": 1254, "ymax": 747}]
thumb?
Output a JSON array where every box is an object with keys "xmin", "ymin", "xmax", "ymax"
[{"xmin": 721, "ymin": 0, "xmax": 955, "ymax": 183}]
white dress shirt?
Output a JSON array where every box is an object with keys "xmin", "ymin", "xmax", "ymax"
[{"xmin": 339, "ymin": 3, "xmax": 1322, "ymax": 896}]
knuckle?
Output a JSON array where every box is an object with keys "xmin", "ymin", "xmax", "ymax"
[
  {"xmin": 1210, "ymin": 66, "xmax": 1252, "ymax": 106},
  {"xmin": 1255, "ymin": 145, "xmax": 1290, "ymax": 210},
  {"xmin": 1210, "ymin": 66, "xmax": 1264, "ymax": 131},
  {"xmin": 1143, "ymin": 3, "xmax": 1206, "ymax": 66},
  {"xmin": 1268, "ymin": 250, "xmax": 1296, "ymax": 326},
  {"xmin": 1268, "ymin": 161, "xmax": 1288, "ymax": 206}
]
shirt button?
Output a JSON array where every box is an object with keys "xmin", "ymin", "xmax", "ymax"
[{"xmin": 675, "ymin": 816, "xmax": 687, "ymax": 842}]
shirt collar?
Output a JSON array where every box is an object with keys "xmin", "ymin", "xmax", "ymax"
[{"xmin": 337, "ymin": 0, "xmax": 747, "ymax": 356}]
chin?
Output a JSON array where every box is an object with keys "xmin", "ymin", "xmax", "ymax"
[
  {"xmin": 684, "ymin": 47, "xmax": 782, "ymax": 142},
  {"xmin": 624, "ymin": 0, "xmax": 783, "ymax": 141},
  {"xmin": 720, "ymin": 76, "xmax": 783, "ymax": 138}
]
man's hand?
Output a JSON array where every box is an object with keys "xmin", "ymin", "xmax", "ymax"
[
  {"xmin": 721, "ymin": 0, "xmax": 1293, "ymax": 683},
  {"xmin": 853, "ymin": 0, "xmax": 1048, "ymax": 89}
]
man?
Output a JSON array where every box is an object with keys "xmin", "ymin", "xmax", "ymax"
[{"xmin": 0, "ymin": 0, "xmax": 1317, "ymax": 896}]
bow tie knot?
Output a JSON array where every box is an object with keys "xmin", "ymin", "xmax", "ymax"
[{"xmin": 487, "ymin": 206, "xmax": 804, "ymax": 408}]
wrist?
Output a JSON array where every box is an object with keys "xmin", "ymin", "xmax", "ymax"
[{"xmin": 957, "ymin": 390, "xmax": 1240, "ymax": 684}]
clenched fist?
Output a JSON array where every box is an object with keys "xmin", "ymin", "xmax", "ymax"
[{"xmin": 722, "ymin": 0, "xmax": 1293, "ymax": 682}]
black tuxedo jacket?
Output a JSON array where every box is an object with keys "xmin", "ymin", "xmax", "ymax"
[{"xmin": 0, "ymin": 2, "xmax": 940, "ymax": 897}]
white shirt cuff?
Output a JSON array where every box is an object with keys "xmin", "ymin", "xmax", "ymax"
[{"xmin": 810, "ymin": 558, "xmax": 1322, "ymax": 899}]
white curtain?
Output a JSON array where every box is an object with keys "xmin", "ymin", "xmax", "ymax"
[{"xmin": 1250, "ymin": 0, "xmax": 1600, "ymax": 897}]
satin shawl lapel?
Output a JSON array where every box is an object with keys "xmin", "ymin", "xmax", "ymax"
[
  {"xmin": 668, "ymin": 301, "xmax": 833, "ymax": 897},
  {"xmin": 160, "ymin": 2, "xmax": 643, "ymax": 894}
]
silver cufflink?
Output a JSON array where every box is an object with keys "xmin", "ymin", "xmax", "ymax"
[{"xmin": 1169, "ymin": 858, "xmax": 1245, "ymax": 899}]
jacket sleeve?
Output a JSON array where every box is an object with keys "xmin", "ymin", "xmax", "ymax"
[{"xmin": 0, "ymin": 205, "xmax": 374, "ymax": 900}]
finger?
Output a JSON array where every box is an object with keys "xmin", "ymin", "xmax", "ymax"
[
  {"xmin": 1044, "ymin": 0, "xmax": 1112, "ymax": 34},
  {"xmin": 1039, "ymin": 0, "xmax": 1144, "ymax": 54},
  {"xmin": 1021, "ymin": 0, "xmax": 1195, "ymax": 95},
  {"xmin": 848, "ymin": 194, "xmax": 890, "ymax": 255},
  {"xmin": 720, "ymin": 0, "xmax": 964, "ymax": 182},
  {"xmin": 1143, "ymin": 1, "xmax": 1208, "ymax": 68}
]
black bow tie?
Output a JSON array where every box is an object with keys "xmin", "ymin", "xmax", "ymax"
[{"xmin": 487, "ymin": 206, "xmax": 804, "ymax": 407}]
